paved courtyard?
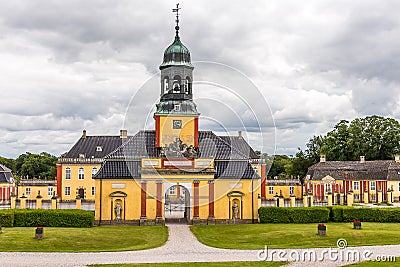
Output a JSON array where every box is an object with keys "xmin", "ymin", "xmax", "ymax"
[{"xmin": 0, "ymin": 224, "xmax": 399, "ymax": 267}]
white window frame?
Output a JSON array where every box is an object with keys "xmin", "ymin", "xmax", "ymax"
[
  {"xmin": 169, "ymin": 187, "xmax": 175, "ymax": 195},
  {"xmin": 65, "ymin": 167, "xmax": 71, "ymax": 180},
  {"xmin": 91, "ymin": 186, "xmax": 95, "ymax": 196},
  {"xmin": 289, "ymin": 186, "xmax": 294, "ymax": 195},
  {"xmin": 96, "ymin": 146, "xmax": 102, "ymax": 152},
  {"xmin": 353, "ymin": 181, "xmax": 359, "ymax": 191},
  {"xmin": 78, "ymin": 167, "xmax": 84, "ymax": 180},
  {"xmin": 370, "ymin": 181, "xmax": 376, "ymax": 191},
  {"xmin": 354, "ymin": 194, "xmax": 360, "ymax": 200},
  {"xmin": 253, "ymin": 167, "xmax": 258, "ymax": 174},
  {"xmin": 268, "ymin": 186, "xmax": 274, "ymax": 195},
  {"xmin": 92, "ymin": 167, "xmax": 98, "ymax": 178},
  {"xmin": 65, "ymin": 186, "xmax": 71, "ymax": 196},
  {"xmin": 26, "ymin": 187, "xmax": 31, "ymax": 196},
  {"xmin": 325, "ymin": 183, "xmax": 331, "ymax": 193},
  {"xmin": 48, "ymin": 186, "xmax": 53, "ymax": 196}
]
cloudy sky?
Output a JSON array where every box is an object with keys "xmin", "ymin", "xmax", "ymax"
[{"xmin": 1, "ymin": 0, "xmax": 400, "ymax": 158}]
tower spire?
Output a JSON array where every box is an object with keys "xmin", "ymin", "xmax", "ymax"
[{"xmin": 172, "ymin": 3, "xmax": 181, "ymax": 37}]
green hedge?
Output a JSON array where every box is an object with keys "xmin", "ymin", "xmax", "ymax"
[
  {"xmin": 0, "ymin": 210, "xmax": 14, "ymax": 227},
  {"xmin": 259, "ymin": 207, "xmax": 330, "ymax": 223},
  {"xmin": 329, "ymin": 206, "xmax": 352, "ymax": 222},
  {"xmin": 2, "ymin": 209, "xmax": 93, "ymax": 227},
  {"xmin": 341, "ymin": 207, "xmax": 400, "ymax": 223}
]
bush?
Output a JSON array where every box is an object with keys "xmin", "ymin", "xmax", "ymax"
[
  {"xmin": 259, "ymin": 207, "xmax": 330, "ymax": 223},
  {"xmin": 12, "ymin": 209, "xmax": 94, "ymax": 227},
  {"xmin": 0, "ymin": 210, "xmax": 14, "ymax": 227},
  {"xmin": 341, "ymin": 208, "xmax": 400, "ymax": 223},
  {"xmin": 330, "ymin": 206, "xmax": 352, "ymax": 222}
]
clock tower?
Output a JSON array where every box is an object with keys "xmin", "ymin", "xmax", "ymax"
[{"xmin": 154, "ymin": 4, "xmax": 199, "ymax": 153}]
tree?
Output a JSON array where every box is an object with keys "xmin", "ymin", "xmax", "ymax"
[
  {"xmin": 305, "ymin": 116, "xmax": 400, "ymax": 161},
  {"xmin": 267, "ymin": 155, "xmax": 291, "ymax": 178}
]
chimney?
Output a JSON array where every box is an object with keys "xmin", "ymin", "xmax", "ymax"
[
  {"xmin": 82, "ymin": 130, "xmax": 87, "ymax": 139},
  {"xmin": 120, "ymin": 129, "xmax": 128, "ymax": 139},
  {"xmin": 238, "ymin": 131, "xmax": 242, "ymax": 137},
  {"xmin": 395, "ymin": 155, "xmax": 400, "ymax": 163},
  {"xmin": 320, "ymin": 154, "xmax": 326, "ymax": 163},
  {"xmin": 360, "ymin": 156, "xmax": 365, "ymax": 163}
]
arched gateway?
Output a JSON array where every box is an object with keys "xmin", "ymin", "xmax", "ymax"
[{"xmin": 92, "ymin": 5, "xmax": 265, "ymax": 226}]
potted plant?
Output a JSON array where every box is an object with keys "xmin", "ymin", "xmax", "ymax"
[
  {"xmin": 353, "ymin": 219, "xmax": 361, "ymax": 229},
  {"xmin": 318, "ymin": 223, "xmax": 326, "ymax": 235},
  {"xmin": 35, "ymin": 226, "xmax": 44, "ymax": 240}
]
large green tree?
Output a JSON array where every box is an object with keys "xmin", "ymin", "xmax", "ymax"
[{"xmin": 306, "ymin": 116, "xmax": 400, "ymax": 161}]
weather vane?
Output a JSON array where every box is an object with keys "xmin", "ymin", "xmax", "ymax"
[{"xmin": 172, "ymin": 3, "xmax": 181, "ymax": 36}]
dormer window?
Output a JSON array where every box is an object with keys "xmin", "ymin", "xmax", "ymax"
[
  {"xmin": 96, "ymin": 146, "xmax": 103, "ymax": 152},
  {"xmin": 79, "ymin": 153, "xmax": 85, "ymax": 159}
]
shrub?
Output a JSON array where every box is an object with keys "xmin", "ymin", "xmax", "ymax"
[
  {"xmin": 0, "ymin": 210, "xmax": 14, "ymax": 227},
  {"xmin": 259, "ymin": 207, "xmax": 330, "ymax": 223},
  {"xmin": 13, "ymin": 209, "xmax": 94, "ymax": 227},
  {"xmin": 341, "ymin": 208, "xmax": 400, "ymax": 223},
  {"xmin": 330, "ymin": 206, "xmax": 352, "ymax": 222}
]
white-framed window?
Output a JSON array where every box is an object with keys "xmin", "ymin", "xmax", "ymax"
[
  {"xmin": 169, "ymin": 187, "xmax": 175, "ymax": 195},
  {"xmin": 96, "ymin": 146, "xmax": 102, "ymax": 152},
  {"xmin": 48, "ymin": 186, "xmax": 53, "ymax": 196},
  {"xmin": 65, "ymin": 167, "xmax": 71, "ymax": 179},
  {"xmin": 91, "ymin": 186, "xmax": 95, "ymax": 196},
  {"xmin": 325, "ymin": 184, "xmax": 331, "ymax": 193},
  {"xmin": 289, "ymin": 186, "xmax": 294, "ymax": 195},
  {"xmin": 370, "ymin": 181, "xmax": 376, "ymax": 191},
  {"xmin": 353, "ymin": 181, "xmax": 359, "ymax": 191},
  {"xmin": 253, "ymin": 167, "xmax": 258, "ymax": 174},
  {"xmin": 26, "ymin": 187, "xmax": 31, "ymax": 196},
  {"xmin": 174, "ymin": 104, "xmax": 181, "ymax": 111},
  {"xmin": 78, "ymin": 167, "xmax": 84, "ymax": 180},
  {"xmin": 354, "ymin": 194, "xmax": 360, "ymax": 200},
  {"xmin": 92, "ymin": 167, "xmax": 98, "ymax": 178},
  {"xmin": 268, "ymin": 186, "xmax": 274, "ymax": 195},
  {"xmin": 65, "ymin": 187, "xmax": 71, "ymax": 196}
]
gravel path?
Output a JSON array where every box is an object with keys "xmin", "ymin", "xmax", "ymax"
[{"xmin": 0, "ymin": 224, "xmax": 399, "ymax": 267}]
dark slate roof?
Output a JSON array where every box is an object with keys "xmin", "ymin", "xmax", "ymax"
[
  {"xmin": 95, "ymin": 130, "xmax": 260, "ymax": 180},
  {"xmin": 0, "ymin": 164, "xmax": 14, "ymax": 183},
  {"xmin": 62, "ymin": 136, "xmax": 125, "ymax": 159},
  {"xmin": 307, "ymin": 160, "xmax": 400, "ymax": 181}
]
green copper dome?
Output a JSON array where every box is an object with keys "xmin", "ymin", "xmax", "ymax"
[{"xmin": 160, "ymin": 36, "xmax": 193, "ymax": 69}]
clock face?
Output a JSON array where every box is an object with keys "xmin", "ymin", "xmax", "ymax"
[{"xmin": 173, "ymin": 120, "xmax": 182, "ymax": 129}]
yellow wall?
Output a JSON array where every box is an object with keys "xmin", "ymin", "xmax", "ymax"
[
  {"xmin": 61, "ymin": 164, "xmax": 100, "ymax": 200},
  {"xmin": 265, "ymin": 185, "xmax": 302, "ymax": 199},
  {"xmin": 95, "ymin": 178, "xmax": 261, "ymax": 222},
  {"xmin": 159, "ymin": 115, "xmax": 197, "ymax": 147},
  {"xmin": 18, "ymin": 184, "xmax": 56, "ymax": 200}
]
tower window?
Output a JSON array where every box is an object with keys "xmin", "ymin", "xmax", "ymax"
[
  {"xmin": 173, "ymin": 75, "xmax": 181, "ymax": 93},
  {"xmin": 163, "ymin": 77, "xmax": 169, "ymax": 93},
  {"xmin": 174, "ymin": 104, "xmax": 181, "ymax": 112}
]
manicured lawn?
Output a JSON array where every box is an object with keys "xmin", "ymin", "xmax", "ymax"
[
  {"xmin": 0, "ymin": 226, "xmax": 168, "ymax": 252},
  {"xmin": 191, "ymin": 223, "xmax": 400, "ymax": 249},
  {"xmin": 91, "ymin": 262, "xmax": 286, "ymax": 267},
  {"xmin": 345, "ymin": 258, "xmax": 400, "ymax": 266}
]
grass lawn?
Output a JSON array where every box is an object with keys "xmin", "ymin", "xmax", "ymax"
[
  {"xmin": 90, "ymin": 262, "xmax": 286, "ymax": 267},
  {"xmin": 191, "ymin": 223, "xmax": 400, "ymax": 249},
  {"xmin": 344, "ymin": 258, "xmax": 400, "ymax": 266},
  {"xmin": 0, "ymin": 226, "xmax": 168, "ymax": 252}
]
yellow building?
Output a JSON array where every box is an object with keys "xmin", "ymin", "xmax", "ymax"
[
  {"xmin": 265, "ymin": 179, "xmax": 302, "ymax": 199},
  {"xmin": 305, "ymin": 155, "xmax": 400, "ymax": 205},
  {"xmin": 93, "ymin": 15, "xmax": 263, "ymax": 225},
  {"xmin": 56, "ymin": 130, "xmax": 127, "ymax": 201},
  {"xmin": 17, "ymin": 179, "xmax": 56, "ymax": 200},
  {"xmin": 0, "ymin": 164, "xmax": 15, "ymax": 205}
]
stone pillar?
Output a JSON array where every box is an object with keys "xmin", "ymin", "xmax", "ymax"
[
  {"xmin": 140, "ymin": 181, "xmax": 147, "ymax": 219},
  {"xmin": 278, "ymin": 196, "xmax": 284, "ymax": 207},
  {"xmin": 363, "ymin": 190, "xmax": 369, "ymax": 204},
  {"xmin": 208, "ymin": 180, "xmax": 215, "ymax": 221},
  {"xmin": 156, "ymin": 181, "xmax": 163, "ymax": 219},
  {"xmin": 302, "ymin": 194, "xmax": 308, "ymax": 207},
  {"xmin": 20, "ymin": 194, "xmax": 27, "ymax": 209},
  {"xmin": 309, "ymin": 194, "xmax": 314, "ymax": 207},
  {"xmin": 387, "ymin": 190, "xmax": 392, "ymax": 205},
  {"xmin": 377, "ymin": 190, "xmax": 383, "ymax": 203},
  {"xmin": 347, "ymin": 191, "xmax": 354, "ymax": 206},
  {"xmin": 327, "ymin": 192, "xmax": 333, "ymax": 206},
  {"xmin": 36, "ymin": 191, "xmax": 43, "ymax": 209},
  {"xmin": 75, "ymin": 196, "xmax": 81, "ymax": 210},
  {"xmin": 11, "ymin": 194, "xmax": 16, "ymax": 209},
  {"xmin": 193, "ymin": 180, "xmax": 200, "ymax": 221},
  {"xmin": 290, "ymin": 195, "xmax": 296, "ymax": 207},
  {"xmin": 51, "ymin": 196, "xmax": 58, "ymax": 209}
]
